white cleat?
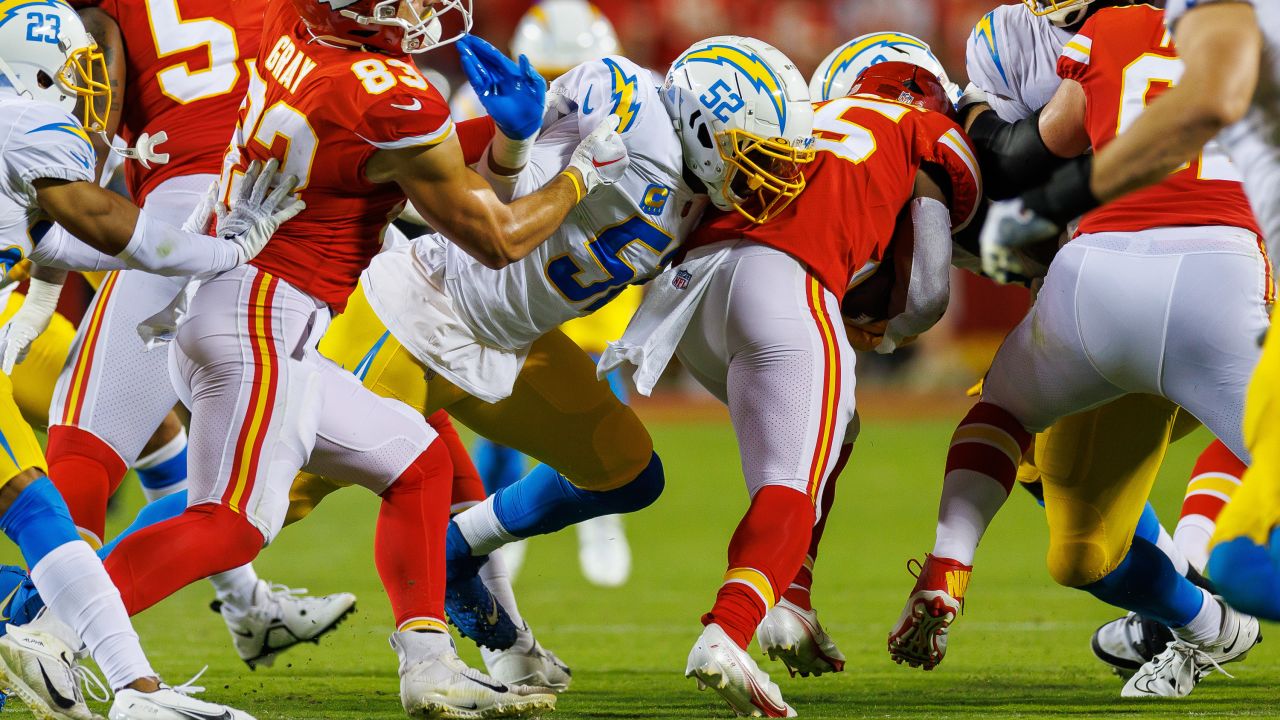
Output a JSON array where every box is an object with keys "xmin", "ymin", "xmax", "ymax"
[
  {"xmin": 392, "ymin": 630, "xmax": 556, "ymax": 719},
  {"xmin": 576, "ymin": 514, "xmax": 630, "ymax": 588},
  {"xmin": 213, "ymin": 581, "xmax": 356, "ymax": 669},
  {"xmin": 1122, "ymin": 599, "xmax": 1261, "ymax": 698},
  {"xmin": 481, "ymin": 624, "xmax": 571, "ymax": 692},
  {"xmin": 758, "ymin": 600, "xmax": 846, "ymax": 678},
  {"xmin": 109, "ymin": 686, "xmax": 255, "ymax": 720},
  {"xmin": 1090, "ymin": 613, "xmax": 1174, "ymax": 679},
  {"xmin": 0, "ymin": 624, "xmax": 104, "ymax": 720},
  {"xmin": 685, "ymin": 623, "xmax": 795, "ymax": 718}
]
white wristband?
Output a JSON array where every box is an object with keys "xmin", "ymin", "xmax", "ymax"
[{"xmin": 488, "ymin": 130, "xmax": 537, "ymax": 173}]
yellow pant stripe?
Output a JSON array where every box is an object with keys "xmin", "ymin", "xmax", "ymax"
[
  {"xmin": 1186, "ymin": 474, "xmax": 1242, "ymax": 498},
  {"xmin": 724, "ymin": 567, "xmax": 775, "ymax": 608},
  {"xmin": 951, "ymin": 424, "xmax": 1023, "ymax": 465}
]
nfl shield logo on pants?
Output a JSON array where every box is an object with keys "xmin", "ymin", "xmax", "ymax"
[{"xmin": 672, "ymin": 269, "xmax": 692, "ymax": 290}]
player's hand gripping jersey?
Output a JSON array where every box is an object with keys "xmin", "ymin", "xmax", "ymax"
[
  {"xmin": 220, "ymin": 0, "xmax": 454, "ymax": 311},
  {"xmin": 77, "ymin": 0, "xmax": 267, "ymax": 205},
  {"xmin": 686, "ymin": 94, "xmax": 981, "ymax": 298},
  {"xmin": 967, "ymin": 5, "xmax": 1073, "ymax": 121},
  {"xmin": 1061, "ymin": 4, "xmax": 1261, "ymax": 238},
  {"xmin": 361, "ymin": 55, "xmax": 699, "ymax": 400}
]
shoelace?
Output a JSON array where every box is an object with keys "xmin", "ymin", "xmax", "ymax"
[
  {"xmin": 1166, "ymin": 640, "xmax": 1236, "ymax": 682},
  {"xmin": 72, "ymin": 663, "xmax": 111, "ymax": 703},
  {"xmin": 167, "ymin": 666, "xmax": 209, "ymax": 696}
]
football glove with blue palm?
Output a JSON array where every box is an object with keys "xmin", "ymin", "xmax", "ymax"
[{"xmin": 458, "ymin": 34, "xmax": 546, "ymax": 140}]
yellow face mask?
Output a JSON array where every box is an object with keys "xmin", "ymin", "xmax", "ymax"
[
  {"xmin": 717, "ymin": 128, "xmax": 816, "ymax": 225},
  {"xmin": 57, "ymin": 42, "xmax": 111, "ymax": 134},
  {"xmin": 1021, "ymin": 0, "xmax": 1090, "ymax": 17}
]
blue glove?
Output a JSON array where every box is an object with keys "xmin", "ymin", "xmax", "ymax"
[{"xmin": 457, "ymin": 34, "xmax": 546, "ymax": 140}]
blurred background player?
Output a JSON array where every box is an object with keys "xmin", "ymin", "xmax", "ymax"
[{"xmin": 450, "ymin": 0, "xmax": 635, "ymax": 588}]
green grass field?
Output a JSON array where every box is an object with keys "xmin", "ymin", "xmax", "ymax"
[{"xmin": 4, "ymin": 408, "xmax": 1280, "ymax": 719}]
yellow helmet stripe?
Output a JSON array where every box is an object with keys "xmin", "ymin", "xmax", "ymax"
[{"xmin": 822, "ymin": 32, "xmax": 931, "ymax": 100}]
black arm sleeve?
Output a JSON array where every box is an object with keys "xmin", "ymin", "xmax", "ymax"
[{"xmin": 967, "ymin": 108, "xmax": 1071, "ymax": 200}]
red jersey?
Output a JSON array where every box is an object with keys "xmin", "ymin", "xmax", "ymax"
[
  {"xmin": 222, "ymin": 0, "xmax": 454, "ymax": 311},
  {"xmin": 87, "ymin": 0, "xmax": 265, "ymax": 205},
  {"xmin": 1059, "ymin": 4, "xmax": 1260, "ymax": 236},
  {"xmin": 686, "ymin": 96, "xmax": 981, "ymax": 296}
]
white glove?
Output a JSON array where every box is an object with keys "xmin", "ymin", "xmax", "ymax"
[
  {"xmin": 980, "ymin": 197, "xmax": 1062, "ymax": 284},
  {"xmin": 214, "ymin": 159, "xmax": 306, "ymax": 264},
  {"xmin": 182, "ymin": 179, "xmax": 221, "ymax": 235},
  {"xmin": 568, "ymin": 114, "xmax": 630, "ymax": 195},
  {"xmin": 111, "ymin": 131, "xmax": 170, "ymax": 169},
  {"xmin": 0, "ymin": 277, "xmax": 63, "ymax": 374}
]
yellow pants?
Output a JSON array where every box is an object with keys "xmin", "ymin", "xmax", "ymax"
[
  {"xmin": 287, "ymin": 282, "xmax": 654, "ymax": 525},
  {"xmin": 1214, "ymin": 321, "xmax": 1280, "ymax": 547},
  {"xmin": 0, "ymin": 292, "xmax": 76, "ymax": 428},
  {"xmin": 0, "ymin": 372, "xmax": 48, "ymax": 485}
]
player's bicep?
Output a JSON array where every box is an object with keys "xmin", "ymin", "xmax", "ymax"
[{"xmin": 1038, "ymin": 79, "xmax": 1090, "ymax": 158}]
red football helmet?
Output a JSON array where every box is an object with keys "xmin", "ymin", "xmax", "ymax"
[
  {"xmin": 292, "ymin": 0, "xmax": 472, "ymax": 55},
  {"xmin": 849, "ymin": 61, "xmax": 957, "ymax": 121}
]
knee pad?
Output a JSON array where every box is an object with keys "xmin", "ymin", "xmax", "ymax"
[
  {"xmin": 585, "ymin": 452, "xmax": 665, "ymax": 514},
  {"xmin": 0, "ymin": 478, "xmax": 80, "ymax": 567},
  {"xmin": 1047, "ymin": 538, "xmax": 1117, "ymax": 588}
]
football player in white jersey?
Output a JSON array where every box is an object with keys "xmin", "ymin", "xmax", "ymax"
[
  {"xmin": 0, "ymin": 3, "xmax": 299, "ymax": 717},
  {"xmin": 306, "ymin": 33, "xmax": 814, "ymax": 695},
  {"xmin": 447, "ymin": 0, "xmax": 637, "ymax": 592},
  {"xmin": 983, "ymin": 0, "xmax": 1280, "ymax": 624}
]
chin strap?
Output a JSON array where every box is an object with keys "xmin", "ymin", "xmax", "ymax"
[{"xmin": 107, "ymin": 130, "xmax": 170, "ymax": 169}]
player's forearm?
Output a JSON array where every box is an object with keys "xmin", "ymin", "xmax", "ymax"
[
  {"xmin": 36, "ymin": 181, "xmax": 239, "ymax": 275},
  {"xmin": 442, "ymin": 170, "xmax": 582, "ymax": 269},
  {"xmin": 881, "ymin": 200, "xmax": 952, "ymax": 353},
  {"xmin": 1091, "ymin": 85, "xmax": 1244, "ymax": 202},
  {"xmin": 1091, "ymin": 4, "xmax": 1260, "ymax": 203}
]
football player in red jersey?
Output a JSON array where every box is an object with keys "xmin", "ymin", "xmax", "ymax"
[
  {"xmin": 892, "ymin": 3, "xmax": 1263, "ymax": 698},
  {"xmin": 90, "ymin": 0, "xmax": 629, "ymax": 715},
  {"xmin": 601, "ymin": 57, "xmax": 980, "ymax": 717},
  {"xmin": 0, "ymin": 0, "xmax": 364, "ymax": 671}
]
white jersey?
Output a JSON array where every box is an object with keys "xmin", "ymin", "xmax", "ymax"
[
  {"xmin": 1168, "ymin": 0, "xmax": 1280, "ymax": 246},
  {"xmin": 442, "ymin": 55, "xmax": 700, "ymax": 351},
  {"xmin": 0, "ymin": 92, "xmax": 95, "ymax": 280},
  {"xmin": 967, "ymin": 4, "xmax": 1073, "ymax": 121}
]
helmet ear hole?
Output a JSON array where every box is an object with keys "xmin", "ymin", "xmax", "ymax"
[{"xmin": 35, "ymin": 70, "xmax": 54, "ymax": 90}]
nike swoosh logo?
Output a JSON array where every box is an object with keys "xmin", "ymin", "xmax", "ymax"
[
  {"xmin": 464, "ymin": 674, "xmax": 509, "ymax": 693},
  {"xmin": 39, "ymin": 662, "xmax": 76, "ymax": 709},
  {"xmin": 0, "ymin": 583, "xmax": 21, "ymax": 622},
  {"xmin": 391, "ymin": 98, "xmax": 423, "ymax": 112},
  {"xmin": 582, "ymin": 86, "xmax": 595, "ymax": 115},
  {"xmin": 592, "ymin": 157, "xmax": 622, "ymax": 169},
  {"xmin": 484, "ymin": 597, "xmax": 500, "ymax": 626},
  {"xmin": 233, "ymin": 628, "xmax": 256, "ymax": 639}
]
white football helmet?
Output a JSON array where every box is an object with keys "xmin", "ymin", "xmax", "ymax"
[
  {"xmin": 1023, "ymin": 0, "xmax": 1099, "ymax": 27},
  {"xmin": 810, "ymin": 32, "xmax": 960, "ymax": 106},
  {"xmin": 511, "ymin": 0, "xmax": 620, "ymax": 79},
  {"xmin": 664, "ymin": 36, "xmax": 816, "ymax": 224},
  {"xmin": 0, "ymin": 0, "xmax": 110, "ymax": 131},
  {"xmin": 293, "ymin": 0, "xmax": 472, "ymax": 55}
]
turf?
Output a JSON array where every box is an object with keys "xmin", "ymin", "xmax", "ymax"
[{"xmin": 3, "ymin": 412, "xmax": 1279, "ymax": 719}]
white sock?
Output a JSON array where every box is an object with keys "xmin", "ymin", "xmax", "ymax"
[
  {"xmin": 1173, "ymin": 515, "xmax": 1214, "ymax": 575},
  {"xmin": 208, "ymin": 564, "xmax": 260, "ymax": 611},
  {"xmin": 1173, "ymin": 588, "xmax": 1223, "ymax": 646},
  {"xmin": 135, "ymin": 429, "xmax": 189, "ymax": 503},
  {"xmin": 932, "ymin": 471, "xmax": 1012, "ymax": 565},
  {"xmin": 479, "ymin": 548, "xmax": 525, "ymax": 628},
  {"xmin": 454, "ymin": 496, "xmax": 520, "ymax": 556},
  {"xmin": 30, "ymin": 542, "xmax": 155, "ymax": 689}
]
